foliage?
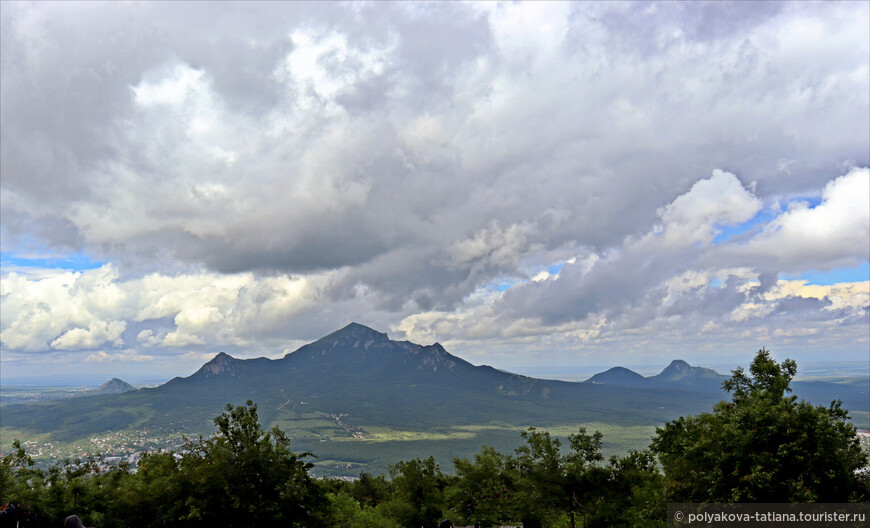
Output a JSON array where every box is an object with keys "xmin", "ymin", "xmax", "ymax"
[
  {"xmin": 347, "ymin": 471, "xmax": 392, "ymax": 508},
  {"xmin": 445, "ymin": 427, "xmax": 664, "ymax": 528},
  {"xmin": 448, "ymin": 446, "xmax": 515, "ymax": 526},
  {"xmin": 384, "ymin": 456, "xmax": 450, "ymax": 528},
  {"xmin": 591, "ymin": 450, "xmax": 665, "ymax": 527},
  {"xmin": 508, "ymin": 426, "xmax": 649, "ymax": 528},
  {"xmin": 327, "ymin": 491, "xmax": 400, "ymax": 528},
  {"xmin": 2, "ymin": 401, "xmax": 327, "ymax": 528},
  {"xmin": 651, "ymin": 348, "xmax": 870, "ymax": 502},
  {"xmin": 178, "ymin": 400, "xmax": 328, "ymax": 527}
]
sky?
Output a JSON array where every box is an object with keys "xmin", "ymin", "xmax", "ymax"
[{"xmin": 1, "ymin": 1, "xmax": 868, "ymax": 383}]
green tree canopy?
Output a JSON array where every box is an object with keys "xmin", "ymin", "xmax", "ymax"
[
  {"xmin": 384, "ymin": 456, "xmax": 449, "ymax": 528},
  {"xmin": 651, "ymin": 348, "xmax": 869, "ymax": 502},
  {"xmin": 449, "ymin": 446, "xmax": 515, "ymax": 526},
  {"xmin": 510, "ymin": 426, "xmax": 611, "ymax": 528},
  {"xmin": 179, "ymin": 400, "xmax": 328, "ymax": 527}
]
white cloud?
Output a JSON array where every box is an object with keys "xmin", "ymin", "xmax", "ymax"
[
  {"xmin": 85, "ymin": 349, "xmax": 154, "ymax": 363},
  {"xmin": 655, "ymin": 170, "xmax": 762, "ymax": 245},
  {"xmin": 478, "ymin": 1, "xmax": 571, "ymax": 64},
  {"xmin": 277, "ymin": 28, "xmax": 395, "ymax": 114},
  {"xmin": 136, "ymin": 329, "xmax": 162, "ymax": 347},
  {"xmin": 0, "ymin": 266, "xmax": 128, "ymax": 351},
  {"xmin": 132, "ymin": 64, "xmax": 205, "ymax": 107},
  {"xmin": 1, "ymin": 264, "xmax": 322, "ymax": 354},
  {"xmin": 50, "ymin": 320, "xmax": 126, "ymax": 350},
  {"xmin": 718, "ymin": 167, "xmax": 870, "ymax": 271},
  {"xmin": 764, "ymin": 279, "xmax": 870, "ymax": 313}
]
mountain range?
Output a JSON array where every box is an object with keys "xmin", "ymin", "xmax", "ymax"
[
  {"xmin": 2, "ymin": 323, "xmax": 867, "ymax": 475},
  {"xmin": 584, "ymin": 359, "xmax": 725, "ymax": 387}
]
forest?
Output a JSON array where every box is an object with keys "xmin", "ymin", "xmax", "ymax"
[{"xmin": 2, "ymin": 350, "xmax": 868, "ymax": 528}]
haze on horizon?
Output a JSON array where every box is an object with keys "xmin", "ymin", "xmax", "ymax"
[{"xmin": 1, "ymin": 2, "xmax": 868, "ymax": 382}]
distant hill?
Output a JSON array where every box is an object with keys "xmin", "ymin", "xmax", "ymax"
[
  {"xmin": 580, "ymin": 359, "xmax": 724, "ymax": 389},
  {"xmin": 582, "ymin": 358, "xmax": 868, "ymax": 416},
  {"xmin": 86, "ymin": 378, "xmax": 136, "ymax": 396},
  {"xmin": 649, "ymin": 359, "xmax": 724, "ymax": 385},
  {"xmin": 584, "ymin": 367, "xmax": 650, "ymax": 387}
]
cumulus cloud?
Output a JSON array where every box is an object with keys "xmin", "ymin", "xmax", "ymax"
[
  {"xmin": 0, "ymin": 265, "xmax": 326, "ymax": 356},
  {"xmin": 51, "ymin": 321, "xmax": 127, "ymax": 351},
  {"xmin": 655, "ymin": 170, "xmax": 762, "ymax": 245},
  {"xmin": 0, "ymin": 266, "xmax": 128, "ymax": 352},
  {"xmin": 396, "ymin": 169, "xmax": 869, "ymax": 364},
  {"xmin": 713, "ymin": 167, "xmax": 870, "ymax": 272},
  {"xmin": 1, "ymin": 2, "xmax": 868, "ymax": 372}
]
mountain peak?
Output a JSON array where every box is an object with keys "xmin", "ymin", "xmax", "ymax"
[
  {"xmin": 584, "ymin": 366, "xmax": 649, "ymax": 386},
  {"xmin": 319, "ymin": 322, "xmax": 391, "ymax": 344},
  {"xmin": 653, "ymin": 359, "xmax": 722, "ymax": 382},
  {"xmin": 99, "ymin": 377, "xmax": 132, "ymax": 388},
  {"xmin": 199, "ymin": 352, "xmax": 237, "ymax": 376},
  {"xmin": 663, "ymin": 359, "xmax": 692, "ymax": 374},
  {"xmin": 281, "ymin": 323, "xmax": 397, "ymax": 365},
  {"xmin": 340, "ymin": 322, "xmax": 387, "ymax": 337},
  {"xmin": 94, "ymin": 378, "xmax": 135, "ymax": 394}
]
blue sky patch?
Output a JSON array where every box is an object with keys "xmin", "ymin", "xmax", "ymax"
[
  {"xmin": 484, "ymin": 262, "xmax": 569, "ymax": 292},
  {"xmin": 547, "ymin": 263, "xmax": 564, "ymax": 275},
  {"xmin": 712, "ymin": 196, "xmax": 823, "ymax": 246},
  {"xmin": 783, "ymin": 262, "xmax": 870, "ymax": 286},
  {"xmin": 484, "ymin": 279, "xmax": 518, "ymax": 292},
  {"xmin": 0, "ymin": 251, "xmax": 105, "ymax": 271},
  {"xmin": 712, "ymin": 210, "xmax": 776, "ymax": 245}
]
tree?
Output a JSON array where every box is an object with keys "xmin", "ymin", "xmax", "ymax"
[
  {"xmin": 1, "ymin": 402, "xmax": 331, "ymax": 527},
  {"xmin": 180, "ymin": 400, "xmax": 328, "ymax": 527},
  {"xmin": 511, "ymin": 427, "xmax": 565, "ymax": 528},
  {"xmin": 327, "ymin": 491, "xmax": 400, "ymax": 528},
  {"xmin": 348, "ymin": 471, "xmax": 392, "ymax": 509},
  {"xmin": 385, "ymin": 456, "xmax": 449, "ymax": 528},
  {"xmin": 651, "ymin": 348, "xmax": 870, "ymax": 502},
  {"xmin": 0, "ymin": 439, "xmax": 45, "ymax": 518},
  {"xmin": 590, "ymin": 450, "xmax": 665, "ymax": 527},
  {"xmin": 110, "ymin": 450, "xmax": 189, "ymax": 528},
  {"xmin": 449, "ymin": 446, "xmax": 516, "ymax": 527},
  {"xmin": 511, "ymin": 426, "xmax": 609, "ymax": 528}
]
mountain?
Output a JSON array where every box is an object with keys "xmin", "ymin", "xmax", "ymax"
[
  {"xmin": 650, "ymin": 360, "xmax": 724, "ymax": 383},
  {"xmin": 1, "ymin": 323, "xmax": 718, "ymax": 438},
  {"xmin": 87, "ymin": 378, "xmax": 136, "ymax": 395},
  {"xmin": 584, "ymin": 367, "xmax": 650, "ymax": 387},
  {"xmin": 2, "ymin": 323, "xmax": 867, "ymax": 476},
  {"xmin": 581, "ymin": 360, "xmax": 723, "ymax": 389}
]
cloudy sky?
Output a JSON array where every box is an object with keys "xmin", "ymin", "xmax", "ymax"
[{"xmin": 1, "ymin": 1, "xmax": 868, "ymax": 383}]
